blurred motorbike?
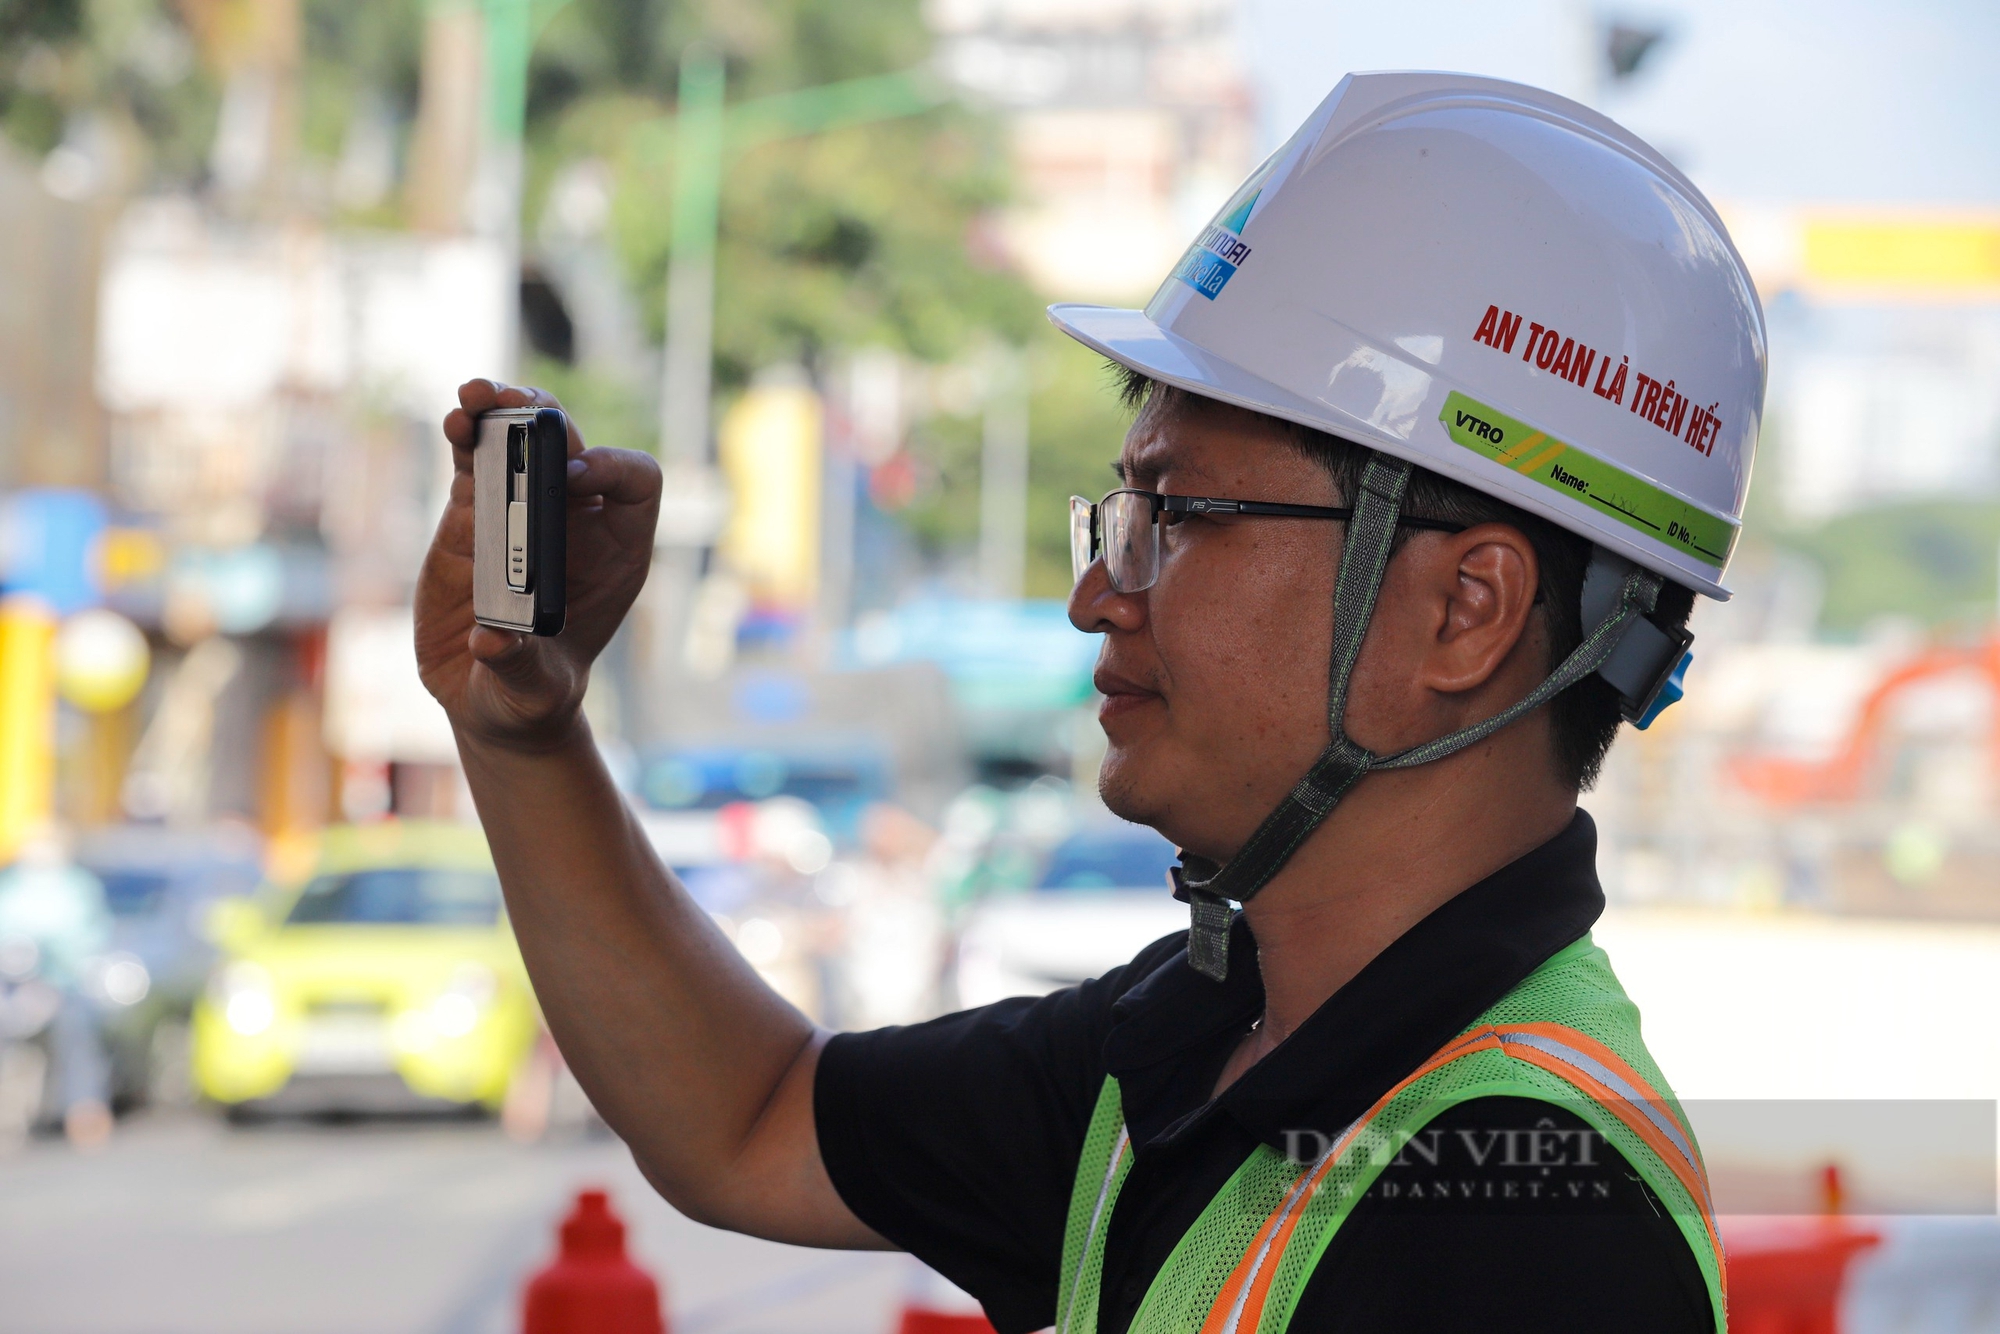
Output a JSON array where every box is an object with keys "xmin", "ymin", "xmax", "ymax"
[
  {"xmin": 0, "ymin": 935, "xmax": 61, "ymax": 1145},
  {"xmin": 0, "ymin": 932, "xmax": 152, "ymax": 1145}
]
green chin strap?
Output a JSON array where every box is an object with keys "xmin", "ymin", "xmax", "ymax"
[{"xmin": 1169, "ymin": 451, "xmax": 1664, "ymax": 982}]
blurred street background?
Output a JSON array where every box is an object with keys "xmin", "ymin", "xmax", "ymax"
[{"xmin": 0, "ymin": 0, "xmax": 1998, "ymax": 1330}]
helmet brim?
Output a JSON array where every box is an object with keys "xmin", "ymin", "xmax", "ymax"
[{"xmin": 1048, "ymin": 301, "xmax": 1373, "ymax": 451}]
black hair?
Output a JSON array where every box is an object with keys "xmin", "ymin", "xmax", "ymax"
[{"xmin": 1112, "ymin": 365, "xmax": 1693, "ymax": 791}]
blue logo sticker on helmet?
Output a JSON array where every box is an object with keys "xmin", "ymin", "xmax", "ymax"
[
  {"xmin": 1170, "ymin": 184, "xmax": 1264, "ymax": 300},
  {"xmin": 1218, "ymin": 189, "xmax": 1259, "ymax": 235}
]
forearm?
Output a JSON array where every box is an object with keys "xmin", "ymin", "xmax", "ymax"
[
  {"xmin": 422, "ymin": 383, "xmax": 878, "ymax": 1245},
  {"xmin": 456, "ymin": 720, "xmax": 818, "ymax": 1219}
]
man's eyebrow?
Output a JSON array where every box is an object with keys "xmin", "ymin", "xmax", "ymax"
[
  {"xmin": 1117, "ymin": 455, "xmax": 1167, "ymax": 489},
  {"xmin": 1111, "ymin": 460, "xmax": 1126, "ymax": 484}
]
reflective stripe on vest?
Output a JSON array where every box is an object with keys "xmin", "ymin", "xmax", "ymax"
[
  {"xmin": 1486, "ymin": 1023, "xmax": 1718, "ymax": 1227},
  {"xmin": 1197, "ymin": 1022, "xmax": 1723, "ymax": 1334},
  {"xmin": 1053, "ymin": 936, "xmax": 1726, "ymax": 1334},
  {"xmin": 1058, "ymin": 1123, "xmax": 1131, "ymax": 1334}
]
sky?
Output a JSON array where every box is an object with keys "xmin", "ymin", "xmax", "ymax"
[{"xmin": 1239, "ymin": 0, "xmax": 2000, "ymax": 205}]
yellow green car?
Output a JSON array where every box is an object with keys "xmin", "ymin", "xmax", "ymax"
[{"xmin": 192, "ymin": 822, "xmax": 538, "ymax": 1116}]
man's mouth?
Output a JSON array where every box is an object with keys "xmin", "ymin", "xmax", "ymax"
[{"xmin": 1093, "ymin": 668, "xmax": 1163, "ymax": 722}]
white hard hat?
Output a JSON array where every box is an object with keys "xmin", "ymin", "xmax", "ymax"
[{"xmin": 1051, "ymin": 71, "xmax": 1766, "ymax": 600}]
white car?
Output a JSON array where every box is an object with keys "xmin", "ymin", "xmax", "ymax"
[{"xmin": 955, "ymin": 827, "xmax": 1188, "ymax": 1007}]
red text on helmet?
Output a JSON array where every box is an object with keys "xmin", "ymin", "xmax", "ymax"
[{"xmin": 1470, "ymin": 304, "xmax": 1723, "ymax": 460}]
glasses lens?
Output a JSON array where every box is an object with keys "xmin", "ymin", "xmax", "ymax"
[
  {"xmin": 1100, "ymin": 491, "xmax": 1159, "ymax": 593},
  {"xmin": 1069, "ymin": 496, "xmax": 1095, "ymax": 586}
]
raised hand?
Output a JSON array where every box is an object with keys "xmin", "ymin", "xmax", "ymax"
[{"xmin": 416, "ymin": 378, "xmax": 662, "ymax": 752}]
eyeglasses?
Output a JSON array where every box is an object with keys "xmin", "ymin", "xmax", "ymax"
[{"xmin": 1069, "ymin": 489, "xmax": 1467, "ymax": 593}]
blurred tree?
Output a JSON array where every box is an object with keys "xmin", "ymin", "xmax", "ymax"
[
  {"xmin": 1778, "ymin": 501, "xmax": 2000, "ymax": 636},
  {"xmin": 0, "ymin": 0, "xmax": 87, "ymax": 156},
  {"xmin": 524, "ymin": 0, "xmax": 1040, "ymax": 393},
  {"xmin": 0, "ymin": 0, "xmax": 429, "ymax": 204},
  {"xmin": 0, "ymin": 0, "xmax": 218, "ymax": 184},
  {"xmin": 898, "ymin": 331, "xmax": 1138, "ymax": 599},
  {"xmin": 1737, "ymin": 411, "xmax": 2000, "ymax": 636},
  {"xmin": 1022, "ymin": 337, "xmax": 1136, "ymax": 598},
  {"xmin": 298, "ymin": 0, "xmax": 423, "ymax": 220},
  {"xmin": 4, "ymin": 0, "xmax": 1105, "ymax": 588}
]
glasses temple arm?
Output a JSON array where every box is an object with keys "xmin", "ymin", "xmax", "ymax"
[{"xmin": 1165, "ymin": 495, "xmax": 1464, "ymax": 533}]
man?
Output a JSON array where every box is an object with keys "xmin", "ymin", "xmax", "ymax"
[
  {"xmin": 0, "ymin": 825, "xmax": 115, "ymax": 1148},
  {"xmin": 417, "ymin": 73, "xmax": 1758, "ymax": 1331}
]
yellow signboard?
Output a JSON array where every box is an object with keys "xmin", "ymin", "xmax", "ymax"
[
  {"xmin": 718, "ymin": 379, "xmax": 823, "ymax": 610},
  {"xmin": 1803, "ymin": 215, "xmax": 2000, "ymax": 291},
  {"xmin": 0, "ymin": 597, "xmax": 57, "ymax": 862}
]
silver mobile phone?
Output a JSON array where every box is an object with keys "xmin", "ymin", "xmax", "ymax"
[{"xmin": 472, "ymin": 406, "xmax": 568, "ymax": 636}]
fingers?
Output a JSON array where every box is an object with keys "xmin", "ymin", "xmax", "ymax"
[
  {"xmin": 566, "ymin": 447, "xmax": 663, "ymax": 506},
  {"xmin": 457, "ymin": 378, "xmax": 504, "ymax": 415},
  {"xmin": 467, "ymin": 622, "xmax": 528, "ymax": 664},
  {"xmin": 446, "ymin": 379, "xmax": 577, "ymax": 458},
  {"xmin": 432, "ymin": 473, "xmax": 476, "ymax": 548},
  {"xmin": 467, "ymin": 621, "xmax": 581, "ymax": 717},
  {"xmin": 467, "ymin": 623, "xmax": 554, "ymax": 698},
  {"xmin": 445, "ymin": 379, "xmax": 501, "ymax": 454},
  {"xmin": 458, "ymin": 378, "xmax": 555, "ymax": 413},
  {"xmin": 500, "ymin": 384, "xmax": 591, "ymax": 458}
]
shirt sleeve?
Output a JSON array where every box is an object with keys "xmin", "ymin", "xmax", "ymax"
[
  {"xmin": 1289, "ymin": 1096, "xmax": 1715, "ymax": 1333},
  {"xmin": 814, "ymin": 934, "xmax": 1186, "ymax": 1334}
]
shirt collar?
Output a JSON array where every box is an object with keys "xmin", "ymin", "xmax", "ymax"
[{"xmin": 1102, "ymin": 809, "xmax": 1606, "ymax": 1155}]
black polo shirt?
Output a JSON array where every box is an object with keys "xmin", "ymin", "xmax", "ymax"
[{"xmin": 815, "ymin": 811, "xmax": 1713, "ymax": 1333}]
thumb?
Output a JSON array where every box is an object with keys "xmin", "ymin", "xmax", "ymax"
[
  {"xmin": 467, "ymin": 623, "xmax": 559, "ymax": 695},
  {"xmin": 466, "ymin": 625, "xmax": 588, "ymax": 734}
]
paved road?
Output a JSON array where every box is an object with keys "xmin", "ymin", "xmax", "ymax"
[{"xmin": 0, "ymin": 1111, "xmax": 908, "ymax": 1334}]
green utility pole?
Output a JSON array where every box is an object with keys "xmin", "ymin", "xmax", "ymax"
[
  {"xmin": 654, "ymin": 57, "xmax": 949, "ymax": 466},
  {"xmin": 483, "ymin": 0, "xmax": 574, "ymax": 143},
  {"xmin": 724, "ymin": 69, "xmax": 950, "ymax": 153},
  {"xmin": 480, "ymin": 0, "xmax": 570, "ymax": 372},
  {"xmin": 481, "ymin": 0, "xmax": 532, "ymax": 142},
  {"xmin": 658, "ymin": 47, "xmax": 729, "ymax": 468}
]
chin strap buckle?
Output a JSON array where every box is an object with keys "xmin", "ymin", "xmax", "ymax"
[
  {"xmin": 1581, "ymin": 548, "xmax": 1694, "ymax": 729},
  {"xmin": 1170, "ymin": 864, "xmax": 1235, "ymax": 983},
  {"xmin": 1626, "ymin": 641, "xmax": 1694, "ymax": 730}
]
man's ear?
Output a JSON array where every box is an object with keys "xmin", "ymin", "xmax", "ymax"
[{"xmin": 1421, "ymin": 523, "xmax": 1541, "ymax": 695}]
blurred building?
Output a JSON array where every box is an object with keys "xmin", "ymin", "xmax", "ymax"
[
  {"xmin": 928, "ymin": 0, "xmax": 1256, "ymax": 298},
  {"xmin": 0, "ymin": 146, "xmax": 108, "ymax": 493},
  {"xmin": 1724, "ymin": 205, "xmax": 2000, "ymax": 521},
  {"xmin": 0, "ymin": 0, "xmax": 529, "ymax": 852},
  {"xmin": 1592, "ymin": 627, "xmax": 2000, "ymax": 921},
  {"xmin": 1573, "ymin": 198, "xmax": 2000, "ymax": 916},
  {"xmin": 88, "ymin": 204, "xmax": 505, "ymax": 830}
]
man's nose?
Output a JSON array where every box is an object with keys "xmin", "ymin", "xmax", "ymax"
[{"xmin": 1067, "ymin": 559, "xmax": 1148, "ymax": 635}]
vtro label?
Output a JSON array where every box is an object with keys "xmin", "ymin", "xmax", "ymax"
[{"xmin": 1440, "ymin": 392, "xmax": 1734, "ymax": 570}]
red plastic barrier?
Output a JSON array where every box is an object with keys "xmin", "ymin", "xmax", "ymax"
[
  {"xmin": 895, "ymin": 1313, "xmax": 997, "ymax": 1334},
  {"xmin": 900, "ymin": 1312, "xmax": 1000, "ymax": 1334},
  {"xmin": 522, "ymin": 1189, "xmax": 667, "ymax": 1334},
  {"xmin": 1726, "ymin": 1228, "xmax": 1879, "ymax": 1334},
  {"xmin": 895, "ymin": 1261, "xmax": 997, "ymax": 1334},
  {"xmin": 1723, "ymin": 1168, "xmax": 1881, "ymax": 1334}
]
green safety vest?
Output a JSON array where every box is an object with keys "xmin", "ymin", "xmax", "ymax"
[{"xmin": 1053, "ymin": 934, "xmax": 1724, "ymax": 1334}]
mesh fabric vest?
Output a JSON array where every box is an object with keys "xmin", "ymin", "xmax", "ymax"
[{"xmin": 1052, "ymin": 935, "xmax": 1724, "ymax": 1334}]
